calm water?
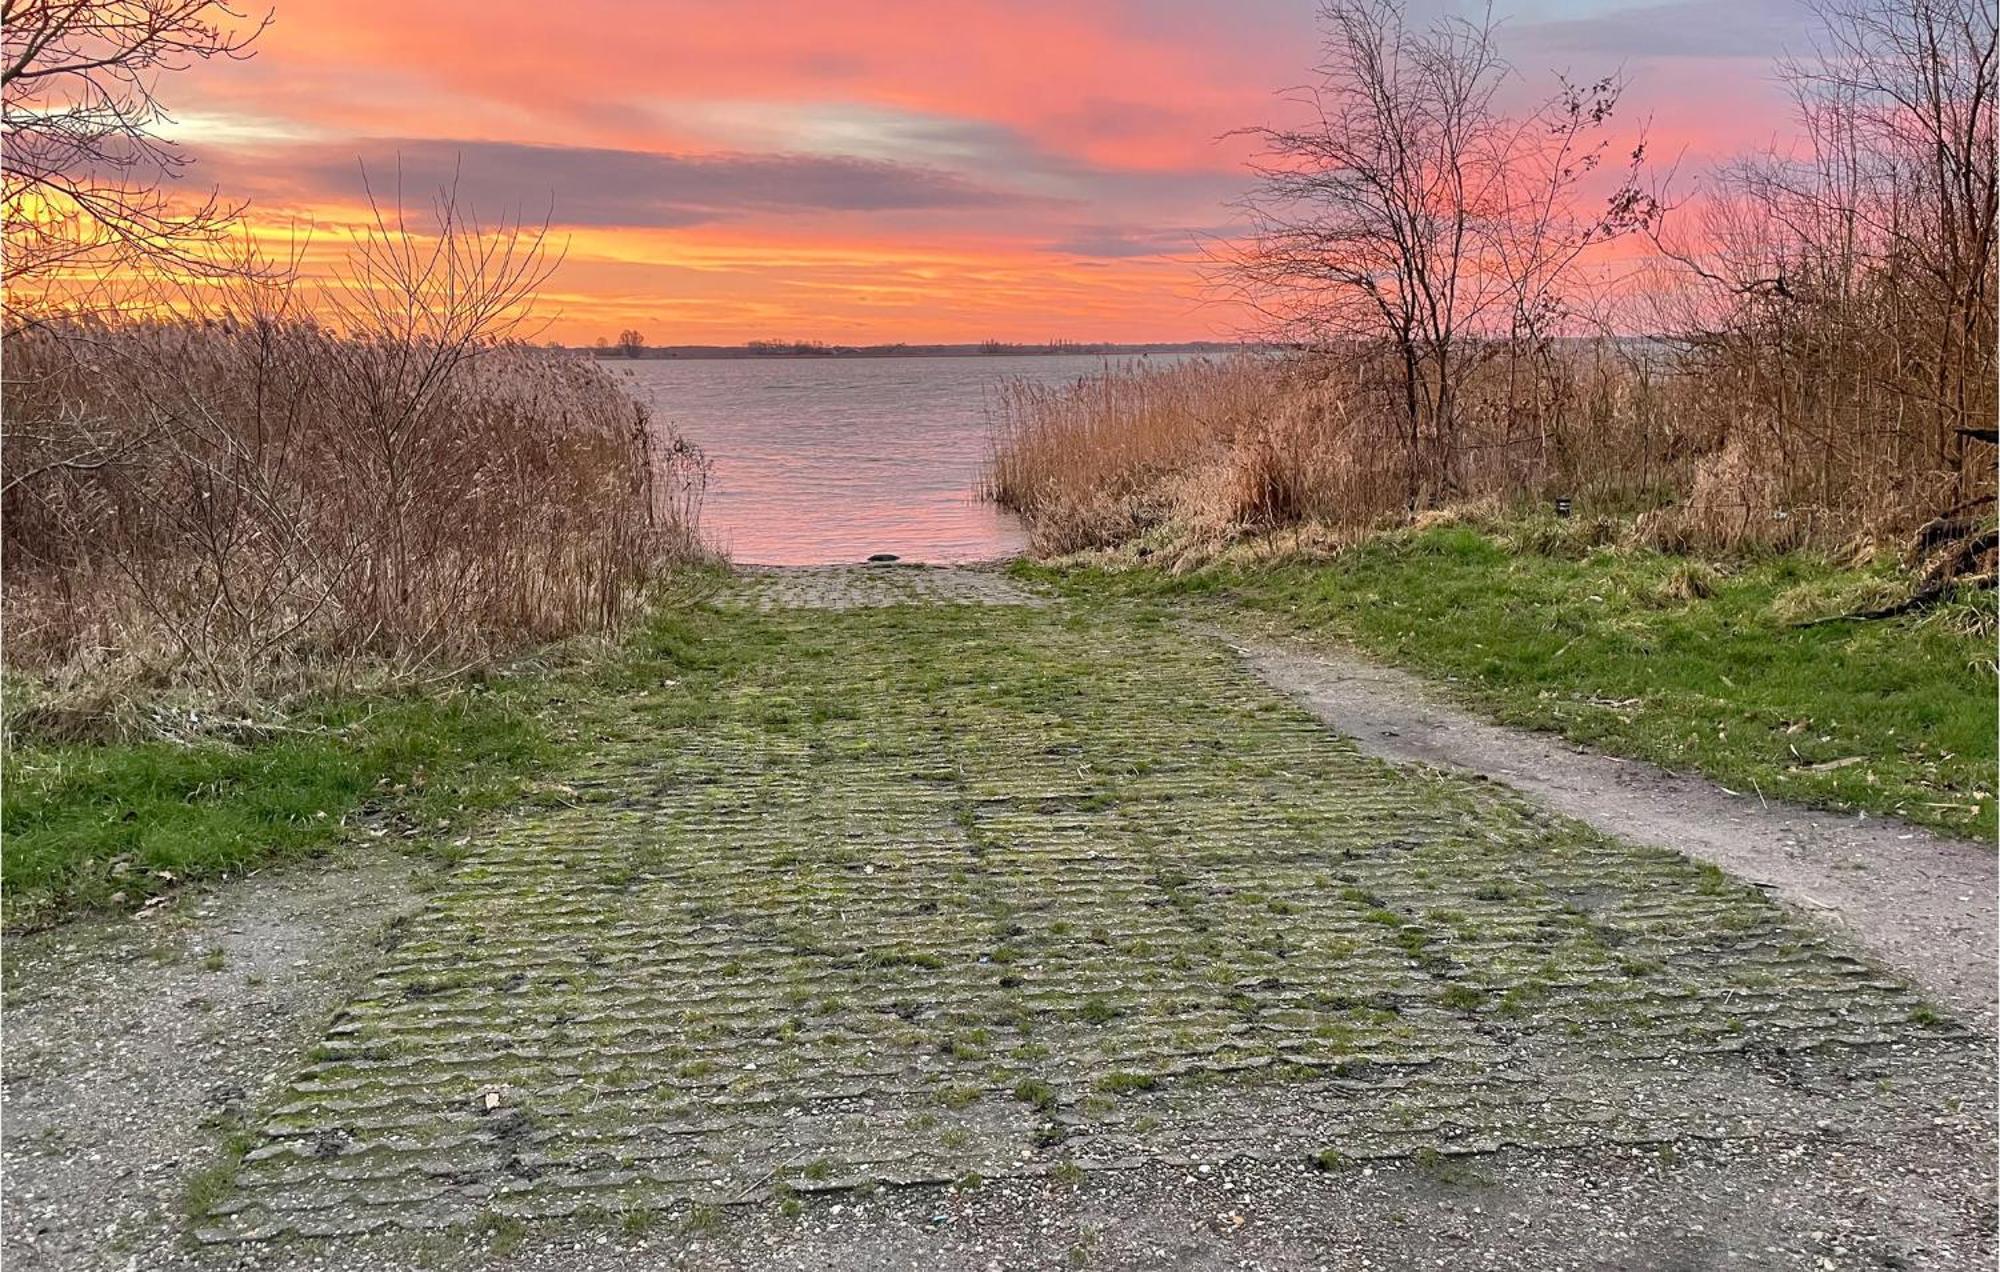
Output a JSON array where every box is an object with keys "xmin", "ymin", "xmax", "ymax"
[{"xmin": 617, "ymin": 354, "xmax": 1181, "ymax": 565}]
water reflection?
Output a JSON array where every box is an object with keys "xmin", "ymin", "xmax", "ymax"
[{"xmin": 619, "ymin": 354, "xmax": 1166, "ymax": 566}]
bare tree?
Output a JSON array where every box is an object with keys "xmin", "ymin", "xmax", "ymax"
[
  {"xmin": 1650, "ymin": 0, "xmax": 1996, "ymax": 553},
  {"xmin": 615, "ymin": 327, "xmax": 646, "ymax": 358},
  {"xmin": 1, "ymin": 0, "xmax": 271, "ymax": 318},
  {"xmin": 1223, "ymin": 0, "xmax": 1650, "ymax": 506}
]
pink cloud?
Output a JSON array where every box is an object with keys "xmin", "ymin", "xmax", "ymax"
[{"xmin": 152, "ymin": 0, "xmax": 1804, "ymax": 342}]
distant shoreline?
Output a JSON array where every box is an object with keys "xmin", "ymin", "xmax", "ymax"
[{"xmin": 567, "ymin": 341, "xmax": 1274, "ymax": 361}]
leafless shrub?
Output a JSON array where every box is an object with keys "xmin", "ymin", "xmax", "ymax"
[
  {"xmin": 1647, "ymin": 0, "xmax": 1997, "ymax": 554},
  {"xmin": 1219, "ymin": 0, "xmax": 1652, "ymax": 509},
  {"xmin": 2, "ymin": 188, "xmax": 708, "ymax": 717}
]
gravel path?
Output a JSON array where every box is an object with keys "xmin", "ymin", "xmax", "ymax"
[
  {"xmin": 1, "ymin": 852, "xmax": 420, "ymax": 1272},
  {"xmin": 5, "ymin": 566, "xmax": 1993, "ymax": 1270},
  {"xmin": 1233, "ymin": 634, "xmax": 2000, "ymax": 1033}
]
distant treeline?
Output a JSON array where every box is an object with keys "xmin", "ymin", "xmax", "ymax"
[{"xmin": 573, "ymin": 340, "xmax": 1266, "ymax": 360}]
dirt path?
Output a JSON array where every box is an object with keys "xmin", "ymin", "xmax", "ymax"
[
  {"xmin": 6, "ymin": 567, "xmax": 1994, "ymax": 1270},
  {"xmin": 1232, "ymin": 634, "xmax": 2000, "ymax": 1034}
]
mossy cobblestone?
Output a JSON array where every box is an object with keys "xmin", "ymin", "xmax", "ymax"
[{"xmin": 196, "ymin": 568, "xmax": 1983, "ymax": 1243}]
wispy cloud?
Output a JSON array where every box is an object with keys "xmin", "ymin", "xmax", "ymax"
[
  {"xmin": 209, "ymin": 138, "xmax": 1031, "ymax": 227},
  {"xmin": 1049, "ymin": 225, "xmax": 1212, "ymax": 259},
  {"xmin": 1514, "ymin": 0, "xmax": 1804, "ymax": 61}
]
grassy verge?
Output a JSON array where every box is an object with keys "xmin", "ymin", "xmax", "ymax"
[
  {"xmin": 2, "ymin": 695, "xmax": 549, "ymax": 927},
  {"xmin": 1020, "ymin": 522, "xmax": 1996, "ymax": 841},
  {"xmin": 1, "ymin": 576, "xmax": 752, "ymax": 930}
]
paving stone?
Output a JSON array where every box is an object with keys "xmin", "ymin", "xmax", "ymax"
[
  {"xmin": 729, "ymin": 564, "xmax": 1041, "ymax": 610},
  {"xmin": 197, "ymin": 570, "xmax": 1989, "ymax": 1244}
]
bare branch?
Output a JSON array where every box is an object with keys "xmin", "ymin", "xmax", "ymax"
[{"xmin": 2, "ymin": 0, "xmax": 274, "ymax": 317}]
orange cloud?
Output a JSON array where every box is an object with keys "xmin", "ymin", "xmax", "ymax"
[{"xmin": 137, "ymin": 0, "xmax": 1799, "ymax": 343}]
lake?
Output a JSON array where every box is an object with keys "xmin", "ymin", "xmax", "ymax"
[{"xmin": 616, "ymin": 354, "xmax": 1183, "ymax": 565}]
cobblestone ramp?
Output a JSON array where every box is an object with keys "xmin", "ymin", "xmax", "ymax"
[
  {"xmin": 201, "ymin": 571, "xmax": 1981, "ymax": 1242},
  {"xmin": 732, "ymin": 563, "xmax": 1041, "ymax": 610}
]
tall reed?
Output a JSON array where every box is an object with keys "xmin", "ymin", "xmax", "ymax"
[
  {"xmin": 985, "ymin": 334, "xmax": 1992, "ymax": 564},
  {"xmin": 3, "ymin": 318, "xmax": 707, "ymax": 710},
  {"xmin": 3, "ymin": 189, "xmax": 710, "ymax": 733}
]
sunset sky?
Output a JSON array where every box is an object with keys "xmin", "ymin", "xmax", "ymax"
[{"xmin": 161, "ymin": 0, "xmax": 1814, "ymax": 344}]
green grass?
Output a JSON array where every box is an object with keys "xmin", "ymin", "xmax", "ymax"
[
  {"xmin": 182, "ymin": 1121, "xmax": 256, "ymax": 1222},
  {"xmin": 1021, "ymin": 524, "xmax": 1996, "ymax": 840},
  {"xmin": 1, "ymin": 587, "xmax": 759, "ymax": 929},
  {"xmin": 2, "ymin": 695, "xmax": 549, "ymax": 926}
]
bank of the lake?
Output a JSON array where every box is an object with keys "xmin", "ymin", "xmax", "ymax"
[{"xmin": 1018, "ymin": 521, "xmax": 1997, "ymax": 842}]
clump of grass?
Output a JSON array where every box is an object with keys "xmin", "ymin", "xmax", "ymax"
[
  {"xmin": 871, "ymin": 946, "xmax": 946, "ymax": 971},
  {"xmin": 1097, "ymin": 1070, "xmax": 1158, "ymax": 1095},
  {"xmin": 619, "ymin": 1207, "xmax": 656, "ymax": 1238},
  {"xmin": 1308, "ymin": 1147, "xmax": 1351, "ymax": 1172},
  {"xmin": 682, "ymin": 1203, "xmax": 723, "ymax": 1235},
  {"xmin": 1644, "ymin": 560, "xmax": 1721, "ymax": 606},
  {"xmin": 1439, "ymin": 984, "xmax": 1487, "ymax": 1012},
  {"xmin": 1078, "ymin": 997, "xmax": 1121, "ymax": 1025},
  {"xmin": 1769, "ymin": 574, "xmax": 1908, "ymax": 625},
  {"xmin": 1411, "ymin": 1146, "xmax": 1495, "ymax": 1188},
  {"xmin": 181, "ymin": 1160, "xmax": 237, "ymax": 1222},
  {"xmin": 473, "ymin": 1211, "xmax": 529, "ymax": 1255},
  {"xmin": 182, "ymin": 1124, "xmax": 257, "ymax": 1223},
  {"xmin": 1915, "ymin": 584, "xmax": 2000, "ymax": 644},
  {"xmin": 1013, "ymin": 1078, "xmax": 1058, "ymax": 1110},
  {"xmin": 774, "ymin": 1181, "xmax": 803, "ymax": 1219}
]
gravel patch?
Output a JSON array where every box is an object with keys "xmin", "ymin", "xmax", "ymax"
[
  {"xmin": 1, "ymin": 852, "xmax": 421, "ymax": 1272},
  {"xmin": 166, "ymin": 1128, "xmax": 1996, "ymax": 1270}
]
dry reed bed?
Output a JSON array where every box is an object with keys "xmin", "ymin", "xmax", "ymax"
[
  {"xmin": 3, "ymin": 317, "xmax": 707, "ymax": 737},
  {"xmin": 984, "ymin": 344, "xmax": 1994, "ymax": 569}
]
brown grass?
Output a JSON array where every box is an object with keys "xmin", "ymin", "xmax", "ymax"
[
  {"xmin": 3, "ymin": 185, "xmax": 715, "ymax": 734},
  {"xmin": 985, "ymin": 332, "xmax": 1993, "ymax": 567},
  {"xmin": 983, "ymin": 356, "xmax": 1275, "ymax": 553},
  {"xmin": 3, "ymin": 318, "xmax": 708, "ymax": 717}
]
